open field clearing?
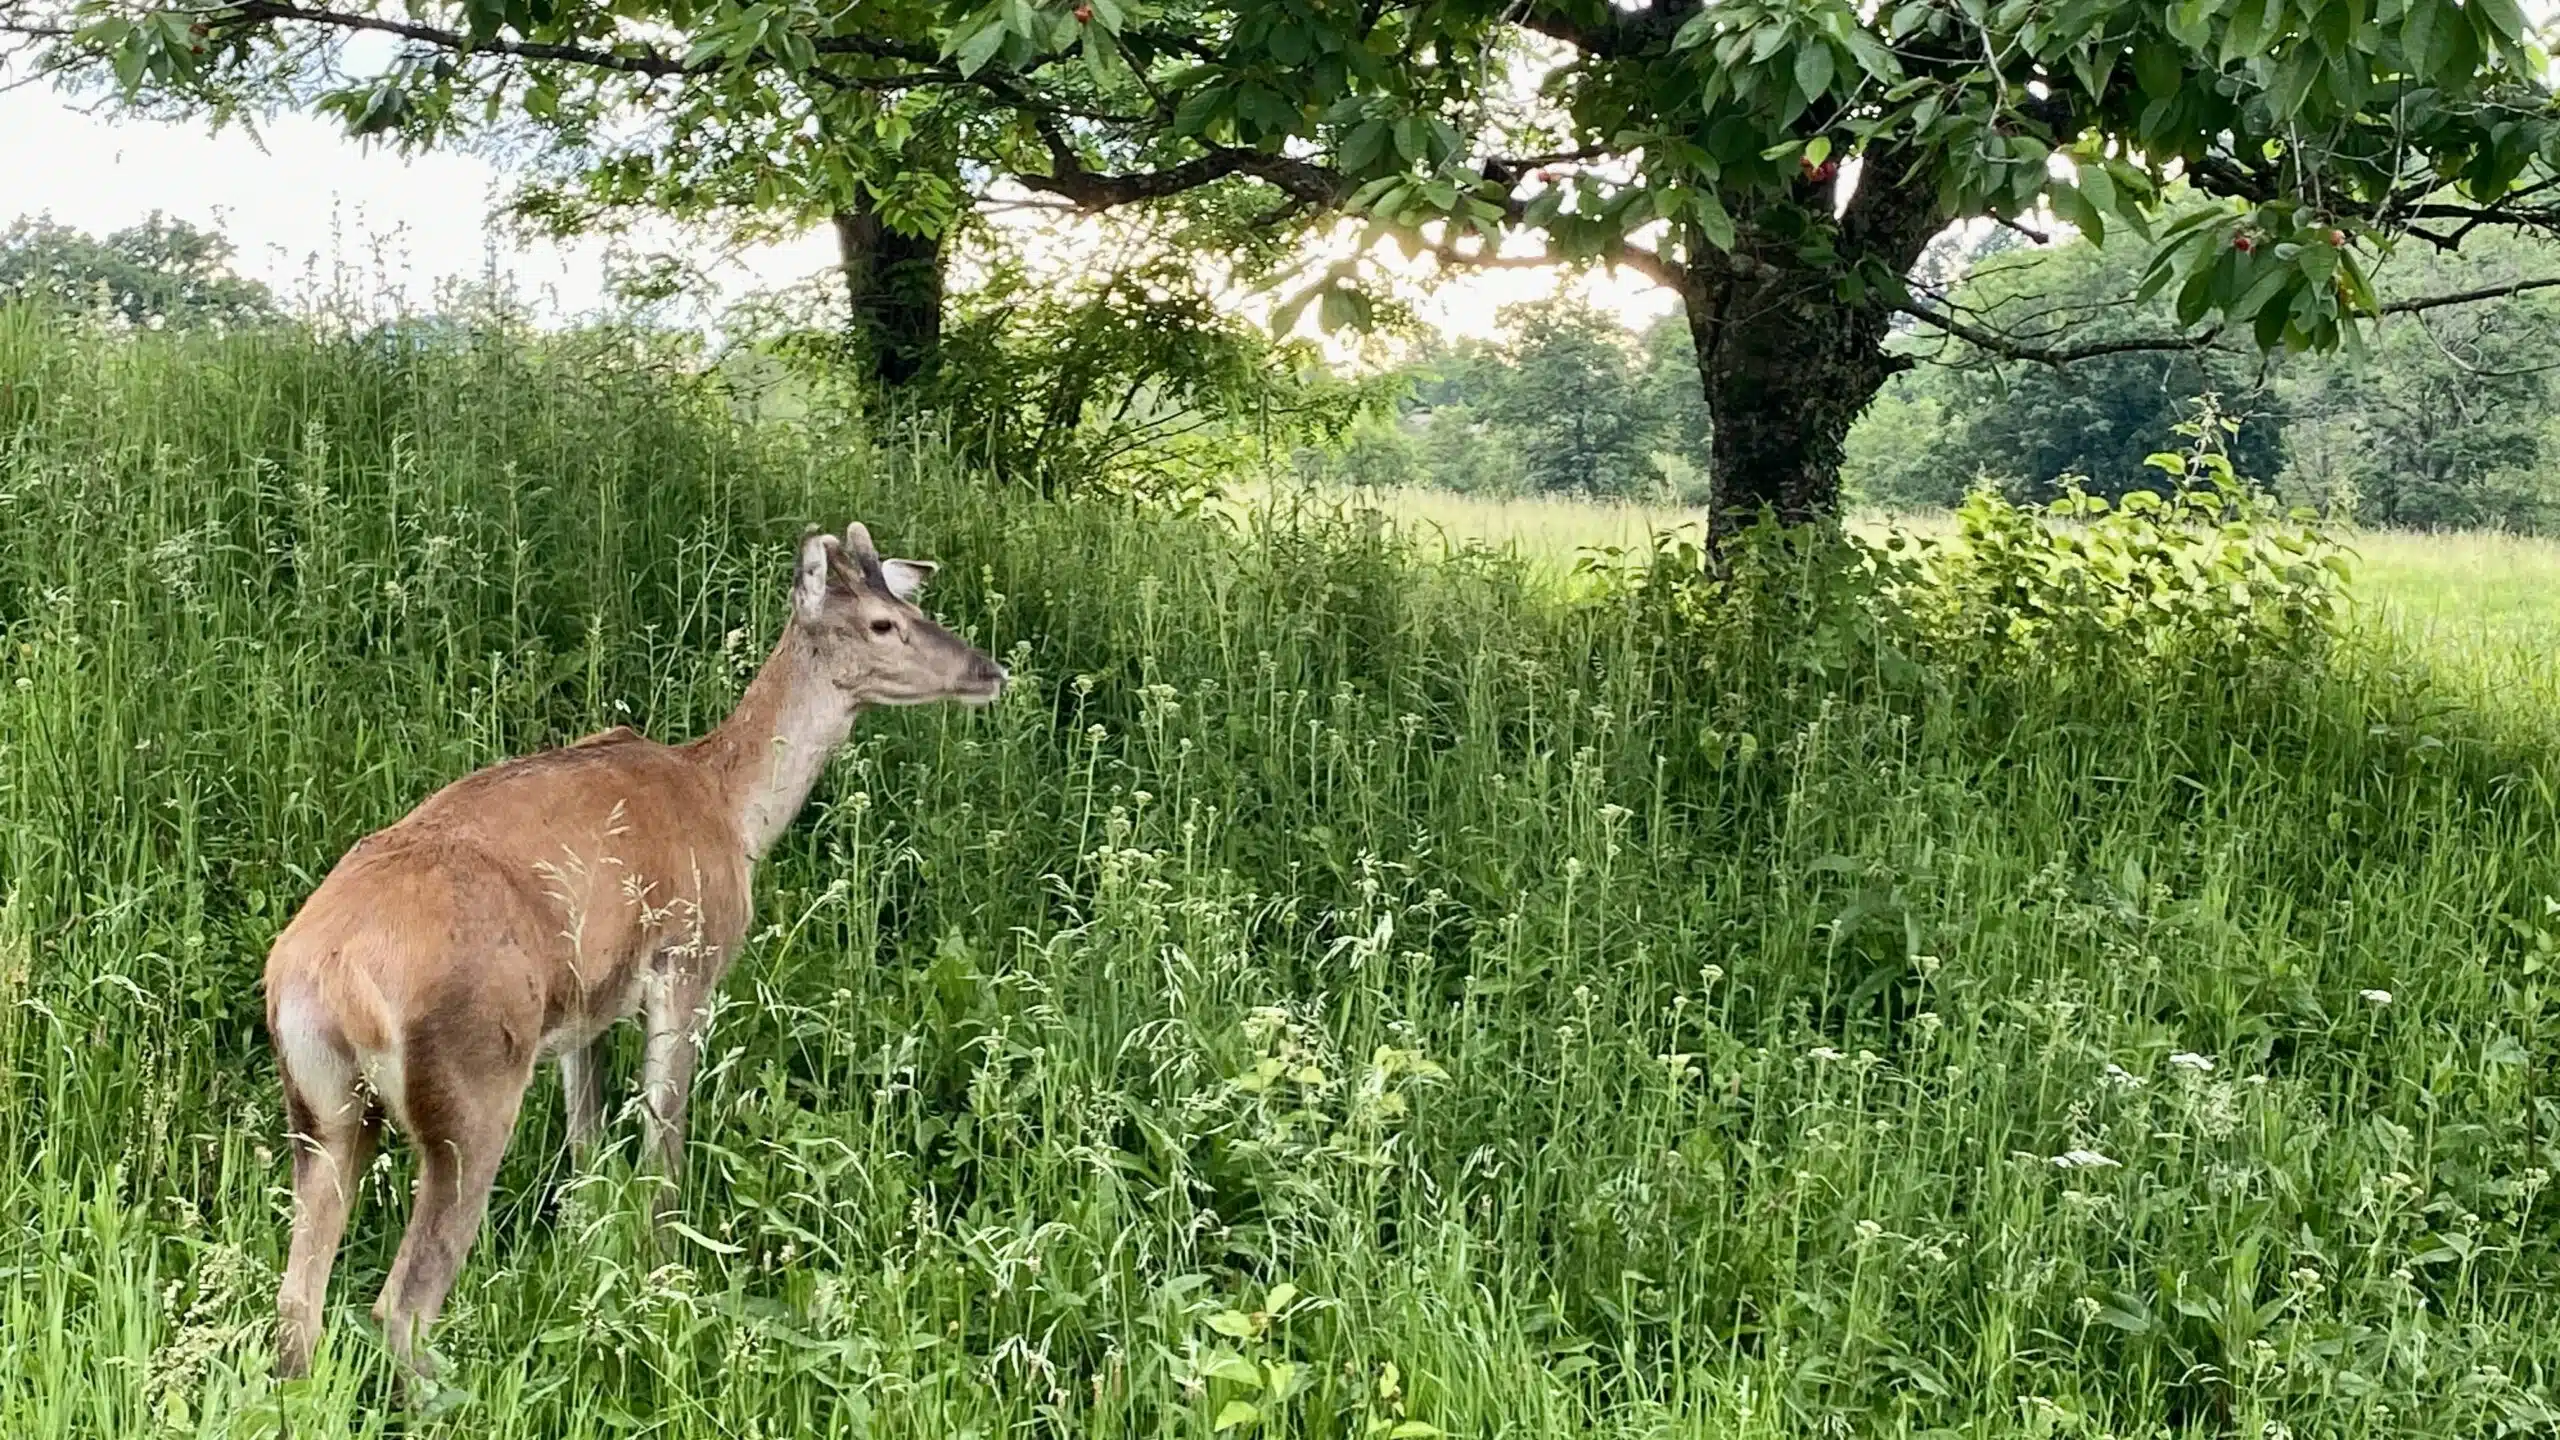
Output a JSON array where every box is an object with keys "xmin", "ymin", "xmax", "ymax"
[
  {"xmin": 1318, "ymin": 486, "xmax": 2560, "ymax": 692},
  {"xmin": 6, "ymin": 316, "xmax": 2560, "ymax": 1436}
]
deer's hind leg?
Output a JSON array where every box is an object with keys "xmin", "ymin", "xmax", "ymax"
[
  {"xmin": 274, "ymin": 1004, "xmax": 381, "ymax": 1380},
  {"xmin": 373, "ymin": 993, "xmax": 537, "ymax": 1376}
]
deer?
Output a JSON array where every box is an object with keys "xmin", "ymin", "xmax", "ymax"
[{"xmin": 263, "ymin": 522, "xmax": 1006, "ymax": 1381}]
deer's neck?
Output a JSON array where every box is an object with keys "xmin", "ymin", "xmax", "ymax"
[{"xmin": 692, "ymin": 626, "xmax": 859, "ymax": 860}]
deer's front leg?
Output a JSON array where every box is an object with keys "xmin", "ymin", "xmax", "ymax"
[
  {"xmin": 561, "ymin": 1043, "xmax": 603, "ymax": 1157},
  {"xmin": 640, "ymin": 960, "xmax": 711, "ymax": 1229}
]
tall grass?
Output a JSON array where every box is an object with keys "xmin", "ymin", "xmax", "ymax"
[{"xmin": 5, "ymin": 307, "xmax": 2560, "ymax": 1436}]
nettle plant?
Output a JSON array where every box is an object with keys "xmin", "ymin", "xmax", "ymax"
[
  {"xmin": 1921, "ymin": 406, "xmax": 2349, "ymax": 685},
  {"xmin": 1629, "ymin": 403, "xmax": 2348, "ymax": 699}
]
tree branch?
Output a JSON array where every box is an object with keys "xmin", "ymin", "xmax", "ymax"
[
  {"xmin": 1894, "ymin": 300, "xmax": 2224, "ymax": 363},
  {"xmin": 1511, "ymin": 0, "xmax": 1699, "ymax": 59},
  {"xmin": 1898, "ymin": 274, "xmax": 2560, "ymax": 366},
  {"xmin": 1027, "ymin": 117, "xmax": 1344, "ymax": 209},
  {"xmin": 212, "ymin": 0, "xmax": 806, "ymax": 76},
  {"xmin": 133, "ymin": 0, "xmax": 1133, "ymax": 118},
  {"xmin": 2377, "ymin": 274, "xmax": 2560, "ymax": 316}
]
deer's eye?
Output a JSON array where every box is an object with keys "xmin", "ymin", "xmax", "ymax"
[{"xmin": 868, "ymin": 617, "xmax": 896, "ymax": 636}]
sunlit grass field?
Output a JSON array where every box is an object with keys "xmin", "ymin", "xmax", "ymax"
[
  {"xmin": 2349, "ymin": 527, "xmax": 2560, "ymax": 641},
  {"xmin": 6, "ymin": 312, "xmax": 2560, "ymax": 1437}
]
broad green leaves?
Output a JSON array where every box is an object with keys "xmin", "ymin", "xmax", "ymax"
[
  {"xmin": 2132, "ymin": 200, "xmax": 2379, "ymax": 351},
  {"xmin": 27, "ymin": 0, "xmax": 2560, "ymax": 359}
]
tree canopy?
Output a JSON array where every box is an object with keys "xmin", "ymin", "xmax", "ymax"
[{"xmin": 13, "ymin": 0, "xmax": 2559, "ymax": 529}]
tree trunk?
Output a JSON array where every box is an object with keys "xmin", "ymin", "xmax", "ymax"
[
  {"xmin": 1688, "ymin": 265, "xmax": 1904, "ymax": 535},
  {"xmin": 1685, "ymin": 151, "xmax": 1948, "ymax": 542},
  {"xmin": 831, "ymin": 200, "xmax": 944, "ymax": 390}
]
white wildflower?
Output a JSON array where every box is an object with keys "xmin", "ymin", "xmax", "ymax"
[
  {"xmin": 2169, "ymin": 1052, "xmax": 2215, "ymax": 1073},
  {"xmin": 2052, "ymin": 1149, "xmax": 2120, "ymax": 1170},
  {"xmin": 2102, "ymin": 1062, "xmax": 2146, "ymax": 1089},
  {"xmin": 2360, "ymin": 989, "xmax": 2392, "ymax": 1006},
  {"xmin": 1807, "ymin": 1045, "xmax": 1845, "ymax": 1063}
]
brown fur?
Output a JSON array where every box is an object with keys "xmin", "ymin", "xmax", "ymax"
[{"xmin": 265, "ymin": 523, "xmax": 1003, "ymax": 1381}]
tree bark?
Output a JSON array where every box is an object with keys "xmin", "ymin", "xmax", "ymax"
[
  {"xmin": 831, "ymin": 199, "xmax": 944, "ymax": 390},
  {"xmin": 1686, "ymin": 150, "xmax": 1948, "ymax": 541}
]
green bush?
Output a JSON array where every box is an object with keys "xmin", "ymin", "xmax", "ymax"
[{"xmin": 1633, "ymin": 413, "xmax": 2348, "ymax": 719}]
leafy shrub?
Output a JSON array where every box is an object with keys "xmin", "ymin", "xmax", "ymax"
[
  {"xmin": 1919, "ymin": 418, "xmax": 2347, "ymax": 691},
  {"xmin": 744, "ymin": 256, "xmax": 1374, "ymax": 504},
  {"xmin": 1630, "ymin": 410, "xmax": 2350, "ymax": 705}
]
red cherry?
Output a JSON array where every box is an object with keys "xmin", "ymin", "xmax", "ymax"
[
  {"xmin": 2233, "ymin": 234, "xmax": 2256, "ymax": 252},
  {"xmin": 1813, "ymin": 160, "xmax": 1839, "ymax": 182},
  {"xmin": 1073, "ymin": 4, "xmax": 1092, "ymax": 18},
  {"xmin": 2326, "ymin": 228, "xmax": 2346, "ymax": 247}
]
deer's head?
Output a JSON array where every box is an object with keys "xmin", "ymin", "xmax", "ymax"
[{"xmin": 792, "ymin": 523, "xmax": 1006, "ymax": 706}]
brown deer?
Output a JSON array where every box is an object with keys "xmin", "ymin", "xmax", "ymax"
[{"xmin": 264, "ymin": 523, "xmax": 1005, "ymax": 1380}]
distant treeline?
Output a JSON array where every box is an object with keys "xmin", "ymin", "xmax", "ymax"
[{"xmin": 1306, "ymin": 229, "xmax": 2560, "ymax": 532}]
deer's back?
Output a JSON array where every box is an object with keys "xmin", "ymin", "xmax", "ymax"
[{"xmin": 265, "ymin": 733, "xmax": 753, "ymax": 1057}]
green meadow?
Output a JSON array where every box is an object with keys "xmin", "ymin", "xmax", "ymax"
[{"xmin": 4, "ymin": 311, "xmax": 2560, "ymax": 1438}]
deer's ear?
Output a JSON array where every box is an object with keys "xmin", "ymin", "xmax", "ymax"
[
  {"xmin": 795, "ymin": 531, "xmax": 842, "ymax": 621},
  {"xmin": 879, "ymin": 558, "xmax": 937, "ymax": 601}
]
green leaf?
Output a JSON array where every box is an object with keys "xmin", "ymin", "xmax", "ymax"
[
  {"xmin": 2134, "ymin": 36, "xmax": 2182, "ymax": 99},
  {"xmin": 1843, "ymin": 27, "xmax": 1897, "ymax": 80},
  {"xmin": 1269, "ymin": 283, "xmax": 1319, "ymax": 337},
  {"xmin": 2050, "ymin": 182, "xmax": 2104, "ymax": 246},
  {"xmin": 1205, "ymin": 1351, "xmax": 1265, "ymax": 1386},
  {"xmin": 2174, "ymin": 253, "xmax": 2221, "ymax": 329},
  {"xmin": 1694, "ymin": 190, "xmax": 1737, "ymax": 251},
  {"xmin": 2226, "ymin": 259, "xmax": 2295, "ymax": 321},
  {"xmin": 2337, "ymin": 249, "xmax": 2379, "ymax": 313},
  {"xmin": 2075, "ymin": 159, "xmax": 2114, "ymax": 215},
  {"xmin": 2473, "ymin": 0, "xmax": 2526, "ymax": 44},
  {"xmin": 2267, "ymin": 50, "xmax": 2320, "ymax": 123},
  {"xmin": 2401, "ymin": 1, "xmax": 2439, "ymax": 71},
  {"xmin": 1173, "ymin": 84, "xmax": 1227, "ymax": 137},
  {"xmin": 664, "ymin": 1221, "xmax": 743, "ymax": 1255},
  {"xmin": 953, "ymin": 18, "xmax": 1007, "ymax": 75},
  {"xmin": 1340, "ymin": 119, "xmax": 1388, "ymax": 173},
  {"xmin": 1214, "ymin": 1400, "xmax": 1261, "ymax": 1430},
  {"xmin": 1207, "ymin": 1309, "xmax": 1260, "ymax": 1338},
  {"xmin": 2252, "ymin": 290, "xmax": 2292, "ymax": 348},
  {"xmin": 1795, "ymin": 42, "xmax": 1835, "ymax": 103},
  {"xmin": 110, "ymin": 37, "xmax": 148, "ymax": 92}
]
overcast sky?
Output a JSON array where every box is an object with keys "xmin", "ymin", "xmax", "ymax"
[{"xmin": 0, "ymin": 79, "xmax": 1677, "ymax": 341}]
